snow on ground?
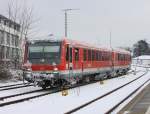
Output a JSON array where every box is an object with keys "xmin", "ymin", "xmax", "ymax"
[
  {"xmin": 75, "ymin": 71, "xmax": 150, "ymax": 114},
  {"xmin": 0, "ymin": 66, "xmax": 149, "ymax": 114}
]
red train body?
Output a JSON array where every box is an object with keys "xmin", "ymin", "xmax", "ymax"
[{"xmin": 23, "ymin": 38, "xmax": 131, "ymax": 88}]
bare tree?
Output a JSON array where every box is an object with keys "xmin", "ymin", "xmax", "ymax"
[{"xmin": 6, "ymin": 0, "xmax": 38, "ymax": 69}]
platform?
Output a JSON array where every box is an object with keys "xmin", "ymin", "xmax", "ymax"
[{"xmin": 119, "ymin": 83, "xmax": 150, "ymax": 114}]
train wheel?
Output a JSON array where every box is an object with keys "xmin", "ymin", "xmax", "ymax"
[
  {"xmin": 106, "ymin": 72, "xmax": 111, "ymax": 79},
  {"xmin": 122, "ymin": 69, "xmax": 127, "ymax": 75},
  {"xmin": 84, "ymin": 76, "xmax": 90, "ymax": 83},
  {"xmin": 41, "ymin": 84, "xmax": 47, "ymax": 89},
  {"xmin": 90, "ymin": 75, "xmax": 96, "ymax": 81}
]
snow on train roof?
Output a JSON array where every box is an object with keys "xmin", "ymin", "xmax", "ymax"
[
  {"xmin": 64, "ymin": 39, "xmax": 130, "ymax": 54},
  {"xmin": 28, "ymin": 36, "xmax": 130, "ymax": 54},
  {"xmin": 113, "ymin": 48, "xmax": 130, "ymax": 54},
  {"xmin": 28, "ymin": 35, "xmax": 62, "ymax": 42}
]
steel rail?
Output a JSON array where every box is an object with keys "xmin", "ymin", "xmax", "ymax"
[
  {"xmin": 105, "ymin": 75, "xmax": 150, "ymax": 114},
  {"xmin": 0, "ymin": 80, "xmax": 98, "ymax": 107},
  {"xmin": 0, "ymin": 84, "xmax": 33, "ymax": 91},
  {"xmin": 0, "ymin": 83, "xmax": 29, "ymax": 89},
  {"xmin": 0, "ymin": 70, "xmax": 140, "ymax": 107},
  {"xmin": 64, "ymin": 71, "xmax": 147, "ymax": 114},
  {"xmin": 0, "ymin": 88, "xmax": 46, "ymax": 101}
]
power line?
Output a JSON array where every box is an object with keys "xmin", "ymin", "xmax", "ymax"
[{"xmin": 62, "ymin": 9, "xmax": 79, "ymax": 37}]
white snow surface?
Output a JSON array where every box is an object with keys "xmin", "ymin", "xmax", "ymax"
[{"xmin": 0, "ymin": 67, "xmax": 149, "ymax": 114}]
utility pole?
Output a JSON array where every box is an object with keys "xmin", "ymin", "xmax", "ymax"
[
  {"xmin": 109, "ymin": 31, "xmax": 114, "ymax": 77},
  {"xmin": 62, "ymin": 9, "xmax": 79, "ymax": 37},
  {"xmin": 110, "ymin": 32, "xmax": 112, "ymax": 48}
]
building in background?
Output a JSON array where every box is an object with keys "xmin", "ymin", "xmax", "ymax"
[
  {"xmin": 0, "ymin": 14, "xmax": 22, "ymax": 68},
  {"xmin": 132, "ymin": 55, "xmax": 150, "ymax": 67}
]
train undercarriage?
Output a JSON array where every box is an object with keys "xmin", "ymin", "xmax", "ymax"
[{"xmin": 23, "ymin": 67, "xmax": 130, "ymax": 89}]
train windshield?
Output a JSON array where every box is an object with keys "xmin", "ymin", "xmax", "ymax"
[{"xmin": 28, "ymin": 42, "xmax": 61, "ymax": 64}]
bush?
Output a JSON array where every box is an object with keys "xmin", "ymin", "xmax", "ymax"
[{"xmin": 0, "ymin": 67, "xmax": 12, "ymax": 80}]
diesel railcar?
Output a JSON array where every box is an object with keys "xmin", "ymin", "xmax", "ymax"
[{"xmin": 23, "ymin": 38, "xmax": 131, "ymax": 89}]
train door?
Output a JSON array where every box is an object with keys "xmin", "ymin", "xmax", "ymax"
[
  {"xmin": 74, "ymin": 48, "xmax": 80, "ymax": 70},
  {"xmin": 66, "ymin": 44, "xmax": 73, "ymax": 77}
]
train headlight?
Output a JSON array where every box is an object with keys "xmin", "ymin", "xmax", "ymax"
[
  {"xmin": 54, "ymin": 67, "xmax": 58, "ymax": 71},
  {"xmin": 26, "ymin": 70, "xmax": 32, "ymax": 77},
  {"xmin": 27, "ymin": 68, "xmax": 32, "ymax": 71},
  {"xmin": 26, "ymin": 72, "xmax": 32, "ymax": 78}
]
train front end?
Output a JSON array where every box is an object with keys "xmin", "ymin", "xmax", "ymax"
[{"xmin": 23, "ymin": 40, "xmax": 64, "ymax": 89}]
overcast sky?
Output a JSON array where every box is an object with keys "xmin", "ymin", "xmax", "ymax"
[{"xmin": 0, "ymin": 0, "xmax": 150, "ymax": 47}]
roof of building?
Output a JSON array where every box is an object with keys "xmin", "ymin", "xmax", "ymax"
[
  {"xmin": 0, "ymin": 14, "xmax": 20, "ymax": 27},
  {"xmin": 133, "ymin": 55, "xmax": 150, "ymax": 60}
]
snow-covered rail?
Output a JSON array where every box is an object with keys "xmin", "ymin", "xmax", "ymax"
[
  {"xmin": 0, "ymin": 83, "xmax": 33, "ymax": 91},
  {"xmin": 0, "ymin": 70, "xmax": 142, "ymax": 108},
  {"xmin": 0, "ymin": 89, "xmax": 52, "ymax": 107},
  {"xmin": 0, "ymin": 80, "xmax": 102, "ymax": 107},
  {"xmin": 0, "ymin": 83, "xmax": 29, "ymax": 89},
  {"xmin": 0, "ymin": 74, "xmax": 128, "ymax": 107},
  {"xmin": 105, "ymin": 73, "xmax": 150, "ymax": 114},
  {"xmin": 0, "ymin": 88, "xmax": 45, "ymax": 101},
  {"xmin": 64, "ymin": 71, "xmax": 148, "ymax": 114}
]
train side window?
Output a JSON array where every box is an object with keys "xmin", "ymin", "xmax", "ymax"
[
  {"xmin": 66, "ymin": 45, "xmax": 72, "ymax": 62},
  {"xmin": 75, "ymin": 48, "xmax": 79, "ymax": 61},
  {"xmin": 102, "ymin": 52, "xmax": 106, "ymax": 61},
  {"xmin": 101, "ymin": 52, "xmax": 104, "ymax": 61},
  {"xmin": 123, "ymin": 54, "xmax": 126, "ymax": 61},
  {"xmin": 92, "ymin": 50, "xmax": 95, "ymax": 61},
  {"xmin": 99, "ymin": 51, "xmax": 102, "ymax": 61},
  {"xmin": 70, "ymin": 47, "xmax": 72, "ymax": 62},
  {"xmin": 118, "ymin": 53, "xmax": 120, "ymax": 61},
  {"xmin": 122, "ymin": 54, "xmax": 124, "ymax": 61},
  {"xmin": 96, "ymin": 51, "xmax": 98, "ymax": 61},
  {"xmin": 108, "ymin": 52, "xmax": 111, "ymax": 60},
  {"xmin": 108, "ymin": 52, "xmax": 110, "ymax": 60},
  {"xmin": 120, "ymin": 54, "xmax": 124, "ymax": 61},
  {"xmin": 116, "ymin": 53, "xmax": 118, "ymax": 61},
  {"xmin": 66, "ymin": 46, "xmax": 69, "ymax": 61},
  {"xmin": 83, "ymin": 49, "xmax": 87, "ymax": 61},
  {"xmin": 105, "ymin": 52, "xmax": 108, "ymax": 61},
  {"xmin": 88, "ymin": 50, "xmax": 91, "ymax": 61},
  {"xmin": 104, "ymin": 52, "xmax": 106, "ymax": 61},
  {"xmin": 109, "ymin": 52, "xmax": 112, "ymax": 61},
  {"xmin": 105, "ymin": 52, "xmax": 108, "ymax": 60},
  {"xmin": 129, "ymin": 55, "xmax": 131, "ymax": 61},
  {"xmin": 105, "ymin": 52, "xmax": 107, "ymax": 61},
  {"xmin": 97, "ymin": 51, "xmax": 99, "ymax": 61}
]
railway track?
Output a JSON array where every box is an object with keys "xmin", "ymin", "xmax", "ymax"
[
  {"xmin": 0, "ymin": 88, "xmax": 45, "ymax": 101},
  {"xmin": 0, "ymin": 83, "xmax": 29, "ymax": 89},
  {"xmin": 0, "ymin": 70, "xmax": 142, "ymax": 108},
  {"xmin": 0, "ymin": 88, "xmax": 52, "ymax": 107},
  {"xmin": 0, "ymin": 80, "xmax": 98, "ymax": 107},
  {"xmin": 64, "ymin": 71, "xmax": 148, "ymax": 114},
  {"xmin": 106, "ymin": 76, "xmax": 150, "ymax": 114},
  {"xmin": 0, "ymin": 83, "xmax": 33, "ymax": 91}
]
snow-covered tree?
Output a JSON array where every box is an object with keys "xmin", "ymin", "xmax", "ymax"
[{"xmin": 133, "ymin": 40, "xmax": 150, "ymax": 57}]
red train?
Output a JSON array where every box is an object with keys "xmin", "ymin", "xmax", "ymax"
[{"xmin": 23, "ymin": 38, "xmax": 131, "ymax": 89}]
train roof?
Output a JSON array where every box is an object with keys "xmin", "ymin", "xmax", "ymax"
[
  {"xmin": 63, "ymin": 39, "xmax": 130, "ymax": 54},
  {"xmin": 28, "ymin": 37, "xmax": 130, "ymax": 55},
  {"xmin": 63, "ymin": 38, "xmax": 111, "ymax": 51}
]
